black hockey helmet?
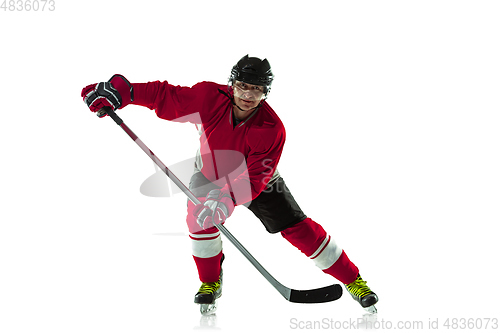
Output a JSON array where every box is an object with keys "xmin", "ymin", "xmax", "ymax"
[{"xmin": 229, "ymin": 55, "xmax": 274, "ymax": 96}]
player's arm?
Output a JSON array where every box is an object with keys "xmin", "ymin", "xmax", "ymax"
[{"xmin": 82, "ymin": 75, "xmax": 211, "ymax": 124}]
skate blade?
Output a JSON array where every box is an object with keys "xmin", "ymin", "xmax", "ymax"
[
  {"xmin": 200, "ymin": 300, "xmax": 218, "ymax": 316},
  {"xmin": 364, "ymin": 305, "xmax": 377, "ymax": 314}
]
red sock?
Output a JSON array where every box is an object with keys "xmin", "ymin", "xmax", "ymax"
[
  {"xmin": 322, "ymin": 250, "xmax": 359, "ymax": 284},
  {"xmin": 192, "ymin": 251, "xmax": 223, "ymax": 283},
  {"xmin": 281, "ymin": 218, "xmax": 359, "ymax": 284}
]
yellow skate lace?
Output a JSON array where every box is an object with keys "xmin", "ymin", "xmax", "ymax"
[
  {"xmin": 346, "ymin": 276, "xmax": 372, "ymax": 298},
  {"xmin": 198, "ymin": 281, "xmax": 220, "ymax": 294}
]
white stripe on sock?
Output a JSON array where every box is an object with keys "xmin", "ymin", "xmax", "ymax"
[
  {"xmin": 191, "ymin": 235, "xmax": 222, "ymax": 258},
  {"xmin": 310, "ymin": 236, "xmax": 343, "ymax": 270}
]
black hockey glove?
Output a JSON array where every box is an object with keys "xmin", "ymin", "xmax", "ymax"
[{"xmin": 81, "ymin": 74, "xmax": 134, "ymax": 116}]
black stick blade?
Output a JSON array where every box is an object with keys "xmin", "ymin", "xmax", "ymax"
[{"xmin": 288, "ymin": 284, "xmax": 343, "ymax": 303}]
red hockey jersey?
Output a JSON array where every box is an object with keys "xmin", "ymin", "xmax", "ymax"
[{"xmin": 131, "ymin": 81, "xmax": 285, "ymax": 205}]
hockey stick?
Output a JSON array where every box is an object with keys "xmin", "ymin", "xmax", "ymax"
[{"xmin": 95, "ymin": 106, "xmax": 342, "ymax": 303}]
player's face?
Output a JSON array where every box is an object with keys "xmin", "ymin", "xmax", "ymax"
[{"xmin": 233, "ymin": 81, "xmax": 265, "ymax": 111}]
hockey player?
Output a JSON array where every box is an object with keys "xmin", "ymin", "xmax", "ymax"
[{"xmin": 81, "ymin": 55, "xmax": 379, "ymax": 314}]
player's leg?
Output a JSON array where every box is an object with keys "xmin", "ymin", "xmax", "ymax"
[
  {"xmin": 281, "ymin": 219, "xmax": 378, "ymax": 311},
  {"xmin": 186, "ymin": 172, "xmax": 224, "ymax": 314},
  {"xmin": 280, "ymin": 217, "xmax": 358, "ymax": 284},
  {"xmin": 247, "ymin": 177, "xmax": 378, "ymax": 311}
]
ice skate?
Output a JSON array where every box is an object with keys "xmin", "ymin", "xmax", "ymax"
[
  {"xmin": 194, "ymin": 255, "xmax": 224, "ymax": 316},
  {"xmin": 194, "ymin": 274, "xmax": 222, "ymax": 315},
  {"xmin": 344, "ymin": 274, "xmax": 378, "ymax": 314}
]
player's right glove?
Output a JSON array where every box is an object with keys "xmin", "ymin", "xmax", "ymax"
[
  {"xmin": 81, "ymin": 74, "xmax": 134, "ymax": 115},
  {"xmin": 194, "ymin": 189, "xmax": 235, "ymax": 229}
]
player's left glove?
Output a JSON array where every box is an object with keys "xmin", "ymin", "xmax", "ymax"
[{"xmin": 194, "ymin": 189, "xmax": 235, "ymax": 229}]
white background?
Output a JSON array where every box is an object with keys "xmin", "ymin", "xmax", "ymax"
[{"xmin": 1, "ymin": 1, "xmax": 499, "ymax": 332}]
